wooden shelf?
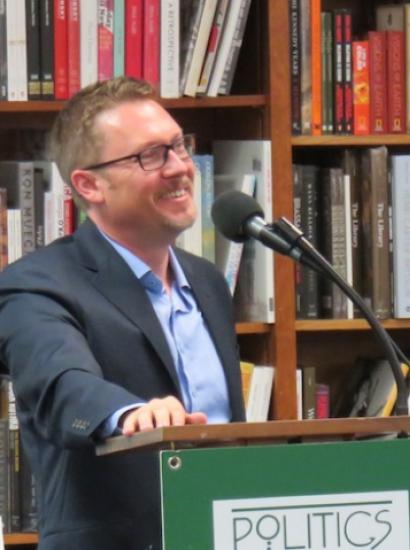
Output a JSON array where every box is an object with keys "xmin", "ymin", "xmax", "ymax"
[
  {"xmin": 0, "ymin": 95, "xmax": 267, "ymax": 114},
  {"xmin": 4, "ymin": 533, "xmax": 38, "ymax": 546},
  {"xmin": 296, "ymin": 319, "xmax": 410, "ymax": 332},
  {"xmin": 235, "ymin": 322, "xmax": 271, "ymax": 335},
  {"xmin": 291, "ymin": 134, "xmax": 410, "ymax": 147}
]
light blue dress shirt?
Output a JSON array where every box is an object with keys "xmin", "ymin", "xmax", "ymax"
[{"xmin": 99, "ymin": 234, "xmax": 231, "ymax": 436}]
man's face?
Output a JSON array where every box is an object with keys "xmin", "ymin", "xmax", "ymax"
[{"xmin": 89, "ymin": 99, "xmax": 197, "ymax": 245}]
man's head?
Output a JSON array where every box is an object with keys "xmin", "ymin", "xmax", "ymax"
[{"xmin": 50, "ymin": 77, "xmax": 197, "ymax": 248}]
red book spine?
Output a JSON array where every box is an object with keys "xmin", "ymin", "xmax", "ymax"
[
  {"xmin": 369, "ymin": 31, "xmax": 387, "ymax": 134},
  {"xmin": 63, "ymin": 184, "xmax": 75, "ymax": 235},
  {"xmin": 310, "ymin": 0, "xmax": 321, "ymax": 135},
  {"xmin": 98, "ymin": 0, "xmax": 114, "ymax": 81},
  {"xmin": 333, "ymin": 10, "xmax": 344, "ymax": 134},
  {"xmin": 343, "ymin": 10, "xmax": 353, "ymax": 134},
  {"xmin": 315, "ymin": 384, "xmax": 330, "ymax": 419},
  {"xmin": 54, "ymin": 0, "xmax": 69, "ymax": 99},
  {"xmin": 125, "ymin": 0, "xmax": 143, "ymax": 78},
  {"xmin": 67, "ymin": 0, "xmax": 80, "ymax": 97},
  {"xmin": 143, "ymin": 0, "xmax": 160, "ymax": 87},
  {"xmin": 352, "ymin": 40, "xmax": 370, "ymax": 135},
  {"xmin": 386, "ymin": 30, "xmax": 406, "ymax": 133}
]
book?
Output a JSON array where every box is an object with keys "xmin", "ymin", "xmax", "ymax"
[
  {"xmin": 246, "ymin": 365, "xmax": 274, "ymax": 422},
  {"xmin": 25, "ymin": 0, "xmax": 41, "ymax": 100},
  {"xmin": 80, "ymin": 0, "xmax": 98, "ymax": 87},
  {"xmin": 113, "ymin": 0, "xmax": 125, "ymax": 77},
  {"xmin": 302, "ymin": 365, "xmax": 315, "ymax": 419},
  {"xmin": 214, "ymin": 173, "xmax": 256, "ymax": 294},
  {"xmin": 213, "ymin": 140, "xmax": 274, "ymax": 323},
  {"xmin": 20, "ymin": 446, "xmax": 38, "ymax": 532},
  {"xmin": 8, "ymin": 382, "xmax": 20, "ymax": 532},
  {"xmin": 217, "ymin": 0, "xmax": 251, "ymax": 96},
  {"xmin": 0, "ymin": 418, "xmax": 9, "ymax": 534},
  {"xmin": 405, "ymin": 5, "xmax": 410, "ymax": 132},
  {"xmin": 315, "ymin": 383, "xmax": 330, "ymax": 419},
  {"xmin": 142, "ymin": 0, "xmax": 160, "ymax": 87},
  {"xmin": 179, "ymin": 0, "xmax": 205, "ymax": 96},
  {"xmin": 39, "ymin": 0, "xmax": 54, "ymax": 99},
  {"xmin": 0, "ymin": 161, "xmax": 35, "ymax": 257},
  {"xmin": 195, "ymin": 154, "xmax": 214, "ymax": 263},
  {"xmin": 342, "ymin": 9, "xmax": 353, "ymax": 134},
  {"xmin": 352, "ymin": 40, "xmax": 370, "ymax": 135},
  {"xmin": 6, "ymin": 0, "xmax": 28, "ymax": 101},
  {"xmin": 54, "ymin": 0, "xmax": 69, "ymax": 100},
  {"xmin": 293, "ymin": 164, "xmax": 320, "ymax": 319},
  {"xmin": 160, "ymin": 0, "xmax": 179, "ymax": 98},
  {"xmin": 299, "ymin": 0, "xmax": 311, "ymax": 134},
  {"xmin": 239, "ymin": 360, "xmax": 254, "ymax": 408},
  {"xmin": 0, "ymin": 188, "xmax": 7, "ymax": 270},
  {"xmin": 368, "ymin": 31, "xmax": 387, "ymax": 134},
  {"xmin": 376, "ymin": 4, "xmax": 404, "ymax": 32},
  {"xmin": 333, "ymin": 9, "xmax": 344, "ymax": 134},
  {"xmin": 0, "ymin": 0, "xmax": 6, "ymax": 100},
  {"xmin": 197, "ymin": 0, "xmax": 229, "ymax": 95},
  {"xmin": 386, "ymin": 30, "xmax": 405, "ymax": 134},
  {"xmin": 67, "ymin": 0, "xmax": 80, "ymax": 97},
  {"xmin": 310, "ymin": 0, "xmax": 321, "ymax": 135},
  {"xmin": 289, "ymin": 0, "xmax": 301, "ymax": 134},
  {"xmin": 390, "ymin": 154, "xmax": 410, "ymax": 318},
  {"xmin": 206, "ymin": 0, "xmax": 248, "ymax": 97},
  {"xmin": 183, "ymin": 0, "xmax": 217, "ymax": 97},
  {"xmin": 35, "ymin": 161, "xmax": 65, "ymax": 244},
  {"xmin": 321, "ymin": 11, "xmax": 333, "ymax": 134},
  {"xmin": 349, "ymin": 359, "xmax": 409, "ymax": 417},
  {"xmin": 98, "ymin": 0, "xmax": 114, "ymax": 81},
  {"xmin": 361, "ymin": 146, "xmax": 391, "ymax": 319},
  {"xmin": 124, "ymin": 0, "xmax": 142, "ymax": 78},
  {"xmin": 7, "ymin": 209, "xmax": 22, "ymax": 264}
]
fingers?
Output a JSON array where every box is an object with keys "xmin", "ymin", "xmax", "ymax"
[{"xmin": 121, "ymin": 396, "xmax": 207, "ymax": 436}]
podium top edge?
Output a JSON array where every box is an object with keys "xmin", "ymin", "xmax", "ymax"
[{"xmin": 95, "ymin": 416, "xmax": 410, "ymax": 456}]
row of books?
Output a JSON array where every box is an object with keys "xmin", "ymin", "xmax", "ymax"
[
  {"xmin": 0, "ymin": 0, "xmax": 252, "ymax": 102},
  {"xmin": 293, "ymin": 147, "xmax": 410, "ymax": 320},
  {"xmin": 290, "ymin": 1, "xmax": 410, "ymax": 136},
  {"xmin": 0, "ymin": 377, "xmax": 38, "ymax": 534}
]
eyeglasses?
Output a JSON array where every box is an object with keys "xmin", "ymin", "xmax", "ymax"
[{"xmin": 83, "ymin": 134, "xmax": 195, "ymax": 172}]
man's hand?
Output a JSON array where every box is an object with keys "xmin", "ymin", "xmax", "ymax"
[{"xmin": 120, "ymin": 396, "xmax": 207, "ymax": 436}]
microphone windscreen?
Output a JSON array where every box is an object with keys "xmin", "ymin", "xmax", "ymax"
[{"xmin": 211, "ymin": 190, "xmax": 264, "ymax": 242}]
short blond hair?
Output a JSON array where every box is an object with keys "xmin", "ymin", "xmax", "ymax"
[{"xmin": 48, "ymin": 77, "xmax": 156, "ymax": 208}]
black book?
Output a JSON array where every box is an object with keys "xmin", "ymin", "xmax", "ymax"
[
  {"xmin": 39, "ymin": 0, "xmax": 54, "ymax": 99},
  {"xmin": 26, "ymin": 0, "xmax": 42, "ymax": 100}
]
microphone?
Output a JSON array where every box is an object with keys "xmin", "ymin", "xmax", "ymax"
[
  {"xmin": 211, "ymin": 190, "xmax": 304, "ymax": 263},
  {"xmin": 212, "ymin": 190, "xmax": 409, "ymax": 416}
]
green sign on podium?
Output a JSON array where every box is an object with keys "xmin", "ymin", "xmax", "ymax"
[{"xmin": 160, "ymin": 439, "xmax": 410, "ymax": 549}]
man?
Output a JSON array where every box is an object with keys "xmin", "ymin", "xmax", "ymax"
[{"xmin": 0, "ymin": 77, "xmax": 245, "ymax": 549}]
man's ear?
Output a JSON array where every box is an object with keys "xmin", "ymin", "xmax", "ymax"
[{"xmin": 71, "ymin": 169, "xmax": 105, "ymax": 205}]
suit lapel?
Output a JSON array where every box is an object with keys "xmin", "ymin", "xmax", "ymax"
[{"xmin": 74, "ymin": 220, "xmax": 180, "ymax": 391}]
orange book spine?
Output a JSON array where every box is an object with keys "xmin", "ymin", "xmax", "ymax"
[
  {"xmin": 352, "ymin": 40, "xmax": 370, "ymax": 135},
  {"xmin": 310, "ymin": 0, "xmax": 322, "ymax": 135}
]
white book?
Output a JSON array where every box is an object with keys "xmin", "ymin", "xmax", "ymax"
[
  {"xmin": 214, "ymin": 173, "xmax": 256, "ymax": 294},
  {"xmin": 296, "ymin": 368, "xmax": 303, "ymax": 420},
  {"xmin": 6, "ymin": 0, "xmax": 27, "ymax": 101},
  {"xmin": 0, "ymin": 515, "xmax": 4, "ymax": 550},
  {"xmin": 197, "ymin": 0, "xmax": 230, "ymax": 94},
  {"xmin": 391, "ymin": 155, "xmax": 410, "ymax": 318},
  {"xmin": 246, "ymin": 365, "xmax": 274, "ymax": 422},
  {"xmin": 80, "ymin": 0, "xmax": 98, "ymax": 88},
  {"xmin": 7, "ymin": 209, "xmax": 22, "ymax": 264},
  {"xmin": 35, "ymin": 162, "xmax": 65, "ymax": 245},
  {"xmin": 176, "ymin": 161, "xmax": 202, "ymax": 256},
  {"xmin": 213, "ymin": 140, "xmax": 274, "ymax": 323},
  {"xmin": 183, "ymin": 0, "xmax": 218, "ymax": 97},
  {"xmin": 206, "ymin": 0, "xmax": 244, "ymax": 97},
  {"xmin": 160, "ymin": 0, "xmax": 180, "ymax": 98}
]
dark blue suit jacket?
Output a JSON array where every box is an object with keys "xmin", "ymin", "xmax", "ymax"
[{"xmin": 0, "ymin": 219, "xmax": 245, "ymax": 550}]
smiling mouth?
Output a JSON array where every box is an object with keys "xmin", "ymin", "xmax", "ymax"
[{"xmin": 162, "ymin": 188, "xmax": 189, "ymax": 199}]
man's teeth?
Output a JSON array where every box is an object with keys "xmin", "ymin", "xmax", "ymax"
[{"xmin": 166, "ymin": 189, "xmax": 186, "ymax": 198}]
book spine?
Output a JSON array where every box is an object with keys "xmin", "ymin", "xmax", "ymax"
[
  {"xmin": 113, "ymin": 0, "xmax": 125, "ymax": 77},
  {"xmin": 342, "ymin": 9, "xmax": 353, "ymax": 134},
  {"xmin": 386, "ymin": 30, "xmax": 406, "ymax": 133},
  {"xmin": 0, "ymin": 188, "xmax": 8, "ymax": 270},
  {"xmin": 405, "ymin": 5, "xmax": 410, "ymax": 132},
  {"xmin": 8, "ymin": 382, "xmax": 20, "ymax": 532},
  {"xmin": 323, "ymin": 11, "xmax": 333, "ymax": 134},
  {"xmin": 143, "ymin": 0, "xmax": 160, "ymax": 87},
  {"xmin": 218, "ymin": 0, "xmax": 251, "ymax": 96},
  {"xmin": 63, "ymin": 182, "xmax": 74, "ymax": 235},
  {"xmin": 0, "ymin": 419, "xmax": 9, "ymax": 533},
  {"xmin": 369, "ymin": 31, "xmax": 387, "ymax": 134},
  {"xmin": 6, "ymin": 0, "xmax": 28, "ymax": 101},
  {"xmin": 289, "ymin": 0, "xmax": 301, "ymax": 134},
  {"xmin": 67, "ymin": 0, "xmax": 80, "ymax": 96},
  {"xmin": 197, "ymin": 0, "xmax": 229, "ymax": 95},
  {"xmin": 33, "ymin": 166, "xmax": 45, "ymax": 249},
  {"xmin": 179, "ymin": 0, "xmax": 205, "ymax": 95},
  {"xmin": 302, "ymin": 366, "xmax": 316, "ymax": 419},
  {"xmin": 333, "ymin": 9, "xmax": 344, "ymax": 134},
  {"xmin": 25, "ymin": 0, "xmax": 42, "ymax": 100},
  {"xmin": 198, "ymin": 154, "xmax": 215, "ymax": 263},
  {"xmin": 19, "ymin": 163, "xmax": 36, "ymax": 255},
  {"xmin": 39, "ymin": 0, "xmax": 55, "ymax": 99},
  {"xmin": 299, "ymin": 0, "xmax": 311, "ymax": 134},
  {"xmin": 20, "ymin": 447, "xmax": 38, "ymax": 532},
  {"xmin": 315, "ymin": 383, "xmax": 330, "ymax": 418},
  {"xmin": 80, "ymin": 0, "xmax": 98, "ymax": 87},
  {"xmin": 293, "ymin": 164, "xmax": 303, "ymax": 316},
  {"xmin": 352, "ymin": 40, "xmax": 370, "ymax": 135},
  {"xmin": 159, "ymin": 0, "xmax": 179, "ymax": 98},
  {"xmin": 54, "ymin": 0, "xmax": 69, "ymax": 100},
  {"xmin": 0, "ymin": 0, "xmax": 7, "ymax": 100},
  {"xmin": 310, "ymin": 0, "xmax": 321, "ymax": 135},
  {"xmin": 98, "ymin": 0, "xmax": 114, "ymax": 81},
  {"xmin": 124, "ymin": 0, "xmax": 142, "ymax": 78}
]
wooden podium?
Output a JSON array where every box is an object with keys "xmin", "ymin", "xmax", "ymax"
[{"xmin": 97, "ymin": 417, "xmax": 410, "ymax": 549}]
